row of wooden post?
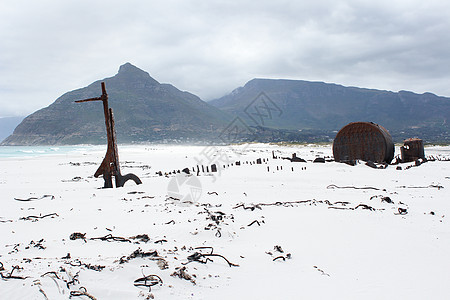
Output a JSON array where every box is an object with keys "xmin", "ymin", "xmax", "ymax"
[
  {"xmin": 154, "ymin": 153, "xmax": 318, "ymax": 177},
  {"xmin": 156, "ymin": 157, "xmax": 270, "ymax": 176}
]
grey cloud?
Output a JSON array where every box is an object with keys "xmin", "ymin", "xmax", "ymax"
[{"xmin": 1, "ymin": 0, "xmax": 450, "ymax": 117}]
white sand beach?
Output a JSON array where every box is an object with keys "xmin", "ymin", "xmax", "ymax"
[{"xmin": 0, "ymin": 144, "xmax": 449, "ymax": 299}]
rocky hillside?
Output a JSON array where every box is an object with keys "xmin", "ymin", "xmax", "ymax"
[
  {"xmin": 3, "ymin": 66, "xmax": 450, "ymax": 145},
  {"xmin": 2, "ymin": 63, "xmax": 231, "ymax": 145},
  {"xmin": 209, "ymin": 78, "xmax": 450, "ymax": 142}
]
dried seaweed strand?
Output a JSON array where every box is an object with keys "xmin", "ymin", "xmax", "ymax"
[
  {"xmin": 134, "ymin": 274, "xmax": 163, "ymax": 291},
  {"xmin": 119, "ymin": 248, "xmax": 159, "ymax": 264},
  {"xmin": 14, "ymin": 195, "xmax": 55, "ymax": 201},
  {"xmin": 397, "ymin": 184, "xmax": 444, "ymax": 190},
  {"xmin": 67, "ymin": 259, "xmax": 105, "ymax": 272},
  {"xmin": 70, "ymin": 287, "xmax": 97, "ymax": 300},
  {"xmin": 327, "ymin": 184, "xmax": 384, "ymax": 191},
  {"xmin": 233, "ymin": 200, "xmax": 313, "ymax": 210},
  {"xmin": 41, "ymin": 271, "xmax": 61, "ymax": 279},
  {"xmin": 194, "ymin": 246, "xmax": 214, "ymax": 254},
  {"xmin": 184, "ymin": 251, "xmax": 239, "ymax": 267},
  {"xmin": 273, "ymin": 256, "xmax": 285, "ymax": 261},
  {"xmin": 248, "ymin": 220, "xmax": 261, "ymax": 226},
  {"xmin": 0, "ymin": 265, "xmax": 28, "ymax": 280},
  {"xmin": 328, "ymin": 204, "xmax": 382, "ymax": 211},
  {"xmin": 89, "ymin": 234, "xmax": 131, "ymax": 243},
  {"xmin": 20, "ymin": 213, "xmax": 59, "ymax": 221},
  {"xmin": 60, "ymin": 267, "xmax": 79, "ymax": 289}
]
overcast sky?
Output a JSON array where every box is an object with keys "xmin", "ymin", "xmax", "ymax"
[{"xmin": 1, "ymin": 0, "xmax": 450, "ymax": 118}]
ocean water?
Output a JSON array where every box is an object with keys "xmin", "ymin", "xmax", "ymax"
[{"xmin": 0, "ymin": 145, "xmax": 103, "ymax": 158}]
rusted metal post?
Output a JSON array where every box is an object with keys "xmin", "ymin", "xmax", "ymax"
[{"xmin": 75, "ymin": 82, "xmax": 142, "ymax": 188}]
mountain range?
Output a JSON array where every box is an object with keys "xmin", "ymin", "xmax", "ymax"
[
  {"xmin": 2, "ymin": 63, "xmax": 230, "ymax": 145},
  {"xmin": 209, "ymin": 78, "xmax": 450, "ymax": 141},
  {"xmin": 2, "ymin": 63, "xmax": 449, "ymax": 145}
]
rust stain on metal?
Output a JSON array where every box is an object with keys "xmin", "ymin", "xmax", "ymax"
[
  {"xmin": 400, "ymin": 138, "xmax": 425, "ymax": 162},
  {"xmin": 333, "ymin": 122, "xmax": 394, "ymax": 164},
  {"xmin": 75, "ymin": 82, "xmax": 142, "ymax": 188}
]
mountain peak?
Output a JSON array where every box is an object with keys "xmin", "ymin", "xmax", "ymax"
[
  {"xmin": 116, "ymin": 62, "xmax": 159, "ymax": 85},
  {"xmin": 118, "ymin": 62, "xmax": 143, "ymax": 74},
  {"xmin": 1, "ymin": 63, "xmax": 230, "ymax": 145}
]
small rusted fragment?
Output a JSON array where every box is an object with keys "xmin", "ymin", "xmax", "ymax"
[{"xmin": 400, "ymin": 138, "xmax": 425, "ymax": 163}]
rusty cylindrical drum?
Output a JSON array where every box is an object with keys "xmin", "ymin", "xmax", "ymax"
[{"xmin": 333, "ymin": 122, "xmax": 394, "ymax": 164}]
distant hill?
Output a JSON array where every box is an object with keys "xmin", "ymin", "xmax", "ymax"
[
  {"xmin": 209, "ymin": 79, "xmax": 450, "ymax": 143},
  {"xmin": 0, "ymin": 116, "xmax": 24, "ymax": 142},
  {"xmin": 3, "ymin": 66, "xmax": 450, "ymax": 145},
  {"xmin": 2, "ymin": 63, "xmax": 231, "ymax": 145}
]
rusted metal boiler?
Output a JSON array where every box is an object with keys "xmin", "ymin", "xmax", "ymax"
[
  {"xmin": 333, "ymin": 122, "xmax": 395, "ymax": 164},
  {"xmin": 400, "ymin": 138, "xmax": 425, "ymax": 162}
]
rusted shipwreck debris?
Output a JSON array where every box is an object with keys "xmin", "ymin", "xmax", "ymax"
[
  {"xmin": 333, "ymin": 122, "xmax": 394, "ymax": 164},
  {"xmin": 400, "ymin": 138, "xmax": 425, "ymax": 163},
  {"xmin": 76, "ymin": 82, "xmax": 142, "ymax": 188}
]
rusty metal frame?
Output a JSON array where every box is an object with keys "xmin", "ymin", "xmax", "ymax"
[{"xmin": 75, "ymin": 82, "xmax": 142, "ymax": 188}]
